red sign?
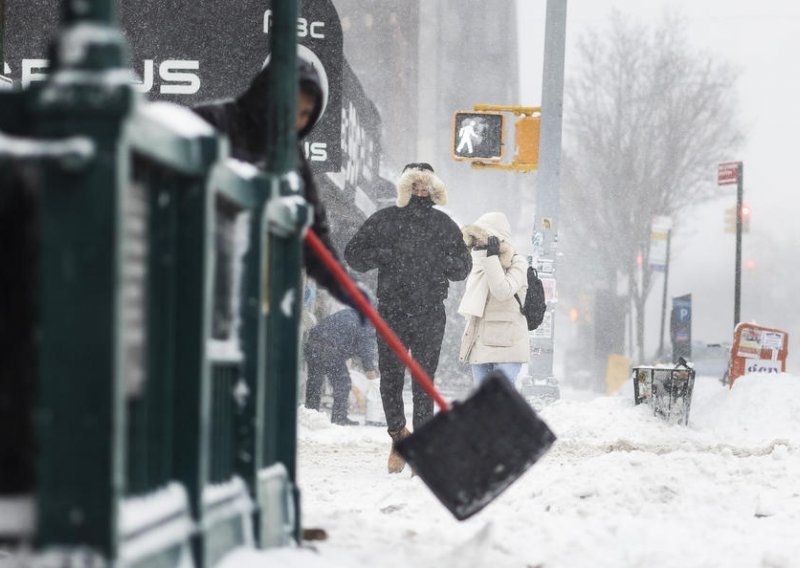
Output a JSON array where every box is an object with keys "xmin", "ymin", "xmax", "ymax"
[
  {"xmin": 717, "ymin": 162, "xmax": 740, "ymax": 186},
  {"xmin": 728, "ymin": 323, "xmax": 789, "ymax": 387}
]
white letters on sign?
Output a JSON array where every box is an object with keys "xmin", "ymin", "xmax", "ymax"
[
  {"xmin": 22, "ymin": 59, "xmax": 50, "ymax": 88},
  {"xmin": 263, "ymin": 10, "xmax": 326, "ymax": 39},
  {"xmin": 304, "ymin": 141, "xmax": 328, "ymax": 162},
  {"xmin": 158, "ymin": 60, "xmax": 201, "ymax": 95},
  {"xmin": 18, "ymin": 58, "xmax": 201, "ymax": 95}
]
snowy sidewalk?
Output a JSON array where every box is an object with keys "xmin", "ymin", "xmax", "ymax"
[{"xmin": 222, "ymin": 373, "xmax": 800, "ymax": 568}]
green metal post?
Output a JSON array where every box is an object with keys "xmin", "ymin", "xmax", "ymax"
[
  {"xmin": 238, "ymin": 198, "xmax": 268, "ymax": 528},
  {"xmin": 263, "ymin": 0, "xmax": 305, "ymax": 542},
  {"xmin": 172, "ymin": 176, "xmax": 214, "ymax": 567},
  {"xmin": 61, "ymin": 0, "xmax": 114, "ymax": 23},
  {"xmin": 33, "ymin": 0, "xmax": 134, "ymax": 559}
]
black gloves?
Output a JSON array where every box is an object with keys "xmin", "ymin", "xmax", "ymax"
[{"xmin": 486, "ymin": 236, "xmax": 500, "ymax": 257}]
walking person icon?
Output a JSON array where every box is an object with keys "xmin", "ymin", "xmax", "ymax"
[
  {"xmin": 452, "ymin": 112, "xmax": 503, "ymax": 160},
  {"xmin": 457, "ymin": 119, "xmax": 480, "ymax": 154}
]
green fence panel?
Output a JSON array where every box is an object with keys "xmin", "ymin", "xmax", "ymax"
[{"xmin": 1, "ymin": 0, "xmax": 309, "ymax": 561}]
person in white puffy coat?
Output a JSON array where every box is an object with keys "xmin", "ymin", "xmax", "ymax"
[{"xmin": 458, "ymin": 212, "xmax": 529, "ymax": 386}]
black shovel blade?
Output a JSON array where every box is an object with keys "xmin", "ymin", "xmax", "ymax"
[{"xmin": 396, "ymin": 371, "xmax": 556, "ymax": 520}]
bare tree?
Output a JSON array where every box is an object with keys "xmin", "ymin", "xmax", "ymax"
[{"xmin": 561, "ymin": 11, "xmax": 743, "ymax": 363}]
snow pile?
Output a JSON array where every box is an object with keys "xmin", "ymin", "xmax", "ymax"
[
  {"xmin": 220, "ymin": 372, "xmax": 800, "ymax": 568},
  {"xmin": 691, "ymin": 373, "xmax": 800, "ymax": 445}
]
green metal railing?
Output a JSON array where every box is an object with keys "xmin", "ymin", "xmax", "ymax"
[{"xmin": 0, "ymin": 0, "xmax": 307, "ymax": 565}]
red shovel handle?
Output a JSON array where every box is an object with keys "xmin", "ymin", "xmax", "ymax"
[{"xmin": 305, "ymin": 229, "xmax": 450, "ymax": 412}]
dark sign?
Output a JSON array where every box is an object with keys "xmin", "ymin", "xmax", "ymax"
[
  {"xmin": 452, "ymin": 111, "xmax": 504, "ymax": 161},
  {"xmin": 670, "ymin": 294, "xmax": 692, "ymax": 363},
  {"xmin": 4, "ymin": 0, "xmax": 345, "ymax": 173}
]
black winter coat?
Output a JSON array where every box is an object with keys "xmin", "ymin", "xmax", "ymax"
[
  {"xmin": 191, "ymin": 61, "xmax": 352, "ymax": 306},
  {"xmin": 307, "ymin": 308, "xmax": 377, "ymax": 371},
  {"xmin": 345, "ymin": 197, "xmax": 471, "ymax": 311}
]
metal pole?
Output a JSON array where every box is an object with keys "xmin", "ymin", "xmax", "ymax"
[
  {"xmin": 530, "ymin": 0, "xmax": 567, "ymax": 383},
  {"xmin": 34, "ymin": 0, "xmax": 131, "ymax": 559},
  {"xmin": 657, "ymin": 230, "xmax": 671, "ymax": 359},
  {"xmin": 733, "ymin": 162, "xmax": 743, "ymax": 328}
]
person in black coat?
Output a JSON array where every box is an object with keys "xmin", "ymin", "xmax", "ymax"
[
  {"xmin": 192, "ymin": 58, "xmax": 355, "ymax": 307},
  {"xmin": 344, "ymin": 163, "xmax": 471, "ymax": 472},
  {"xmin": 304, "ymin": 307, "xmax": 377, "ymax": 425}
]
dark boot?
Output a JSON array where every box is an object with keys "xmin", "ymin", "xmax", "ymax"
[
  {"xmin": 332, "ymin": 415, "xmax": 359, "ymax": 426},
  {"xmin": 387, "ymin": 427, "xmax": 411, "ymax": 473}
]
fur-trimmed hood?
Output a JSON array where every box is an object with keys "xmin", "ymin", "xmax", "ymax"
[
  {"xmin": 461, "ymin": 223, "xmax": 515, "ymax": 268},
  {"xmin": 396, "ymin": 168, "xmax": 447, "ymax": 208}
]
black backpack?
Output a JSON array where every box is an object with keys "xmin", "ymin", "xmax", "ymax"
[{"xmin": 514, "ymin": 266, "xmax": 547, "ymax": 331}]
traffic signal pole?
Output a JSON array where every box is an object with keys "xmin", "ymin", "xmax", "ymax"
[
  {"xmin": 530, "ymin": 0, "xmax": 567, "ymax": 384},
  {"xmin": 657, "ymin": 230, "xmax": 672, "ymax": 359},
  {"xmin": 734, "ymin": 163, "xmax": 744, "ymax": 328}
]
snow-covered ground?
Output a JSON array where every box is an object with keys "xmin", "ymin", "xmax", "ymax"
[{"xmin": 221, "ymin": 372, "xmax": 800, "ymax": 568}]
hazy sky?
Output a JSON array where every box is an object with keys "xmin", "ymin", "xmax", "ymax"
[{"xmin": 517, "ymin": 0, "xmax": 800, "ymax": 368}]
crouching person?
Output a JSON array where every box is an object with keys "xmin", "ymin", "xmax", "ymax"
[{"xmin": 304, "ymin": 306, "xmax": 378, "ymax": 425}]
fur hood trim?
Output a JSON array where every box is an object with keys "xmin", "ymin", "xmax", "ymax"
[
  {"xmin": 396, "ymin": 168, "xmax": 447, "ymax": 207},
  {"xmin": 461, "ymin": 224, "xmax": 515, "ymax": 269}
]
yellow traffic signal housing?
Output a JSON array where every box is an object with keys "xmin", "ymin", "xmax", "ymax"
[
  {"xmin": 453, "ymin": 104, "xmax": 541, "ymax": 172},
  {"xmin": 514, "ymin": 115, "xmax": 540, "ymax": 168}
]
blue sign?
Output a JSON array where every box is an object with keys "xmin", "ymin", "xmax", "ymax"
[{"xmin": 670, "ymin": 294, "xmax": 692, "ymax": 362}]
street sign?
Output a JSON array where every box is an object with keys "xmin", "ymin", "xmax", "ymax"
[
  {"xmin": 670, "ymin": 294, "xmax": 692, "ymax": 362},
  {"xmin": 729, "ymin": 324, "xmax": 789, "ymax": 386},
  {"xmin": 717, "ymin": 162, "xmax": 740, "ymax": 186},
  {"xmin": 648, "ymin": 215, "xmax": 672, "ymax": 271},
  {"xmin": 452, "ymin": 111, "xmax": 504, "ymax": 161}
]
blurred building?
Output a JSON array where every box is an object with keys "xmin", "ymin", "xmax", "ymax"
[
  {"xmin": 332, "ymin": 0, "xmax": 524, "ymax": 227},
  {"xmin": 331, "ymin": 1, "xmax": 420, "ymax": 176}
]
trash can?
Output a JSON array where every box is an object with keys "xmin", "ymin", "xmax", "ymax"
[{"xmin": 632, "ymin": 358, "xmax": 695, "ymax": 426}]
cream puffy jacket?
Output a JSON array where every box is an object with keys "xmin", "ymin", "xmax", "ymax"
[{"xmin": 459, "ymin": 251, "xmax": 529, "ymax": 364}]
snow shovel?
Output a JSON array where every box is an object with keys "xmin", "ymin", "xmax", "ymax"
[{"xmin": 306, "ymin": 230, "xmax": 556, "ymax": 520}]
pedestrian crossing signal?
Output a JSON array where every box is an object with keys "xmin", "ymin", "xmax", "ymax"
[{"xmin": 452, "ymin": 111, "xmax": 504, "ymax": 161}]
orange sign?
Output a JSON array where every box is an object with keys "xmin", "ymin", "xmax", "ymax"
[{"xmin": 728, "ymin": 323, "xmax": 789, "ymax": 387}]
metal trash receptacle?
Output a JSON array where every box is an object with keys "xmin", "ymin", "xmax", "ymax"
[{"xmin": 632, "ymin": 358, "xmax": 695, "ymax": 426}]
